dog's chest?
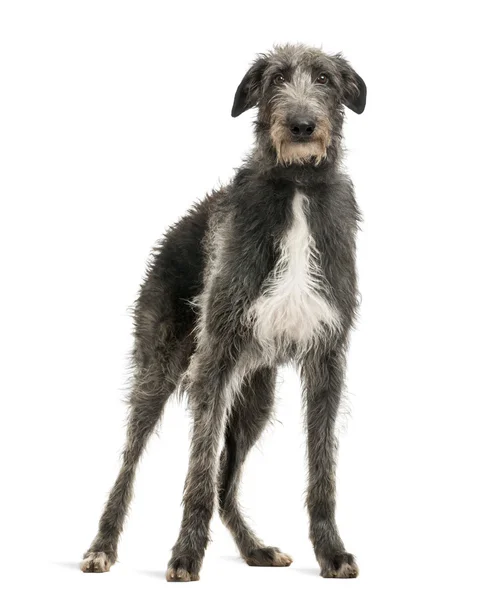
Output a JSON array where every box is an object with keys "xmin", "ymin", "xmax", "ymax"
[{"xmin": 247, "ymin": 191, "xmax": 341, "ymax": 349}]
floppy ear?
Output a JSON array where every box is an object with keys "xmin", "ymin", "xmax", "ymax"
[
  {"xmin": 336, "ymin": 57, "xmax": 367, "ymax": 114},
  {"xmin": 231, "ymin": 57, "xmax": 267, "ymax": 118}
]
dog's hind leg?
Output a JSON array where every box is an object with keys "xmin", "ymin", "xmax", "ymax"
[
  {"xmin": 81, "ymin": 342, "xmax": 188, "ymax": 573},
  {"xmin": 218, "ymin": 367, "xmax": 292, "ymax": 568}
]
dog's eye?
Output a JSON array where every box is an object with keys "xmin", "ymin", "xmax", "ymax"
[
  {"xmin": 316, "ymin": 73, "xmax": 329, "ymax": 84},
  {"xmin": 273, "ymin": 74, "xmax": 285, "ymax": 85}
]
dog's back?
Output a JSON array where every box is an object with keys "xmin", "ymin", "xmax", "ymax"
[{"xmin": 132, "ymin": 193, "xmax": 216, "ymax": 368}]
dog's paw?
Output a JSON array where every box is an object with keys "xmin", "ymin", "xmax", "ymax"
[
  {"xmin": 166, "ymin": 556, "xmax": 200, "ymax": 582},
  {"xmin": 319, "ymin": 552, "xmax": 359, "ymax": 579},
  {"xmin": 245, "ymin": 546, "xmax": 293, "ymax": 567},
  {"xmin": 80, "ymin": 551, "xmax": 112, "ymax": 573}
]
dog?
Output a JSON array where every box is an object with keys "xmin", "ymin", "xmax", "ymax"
[{"xmin": 81, "ymin": 43, "xmax": 366, "ymax": 581}]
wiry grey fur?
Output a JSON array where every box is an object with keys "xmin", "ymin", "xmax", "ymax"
[{"xmin": 81, "ymin": 43, "xmax": 366, "ymax": 581}]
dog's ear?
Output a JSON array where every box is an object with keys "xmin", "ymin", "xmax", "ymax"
[
  {"xmin": 231, "ymin": 57, "xmax": 268, "ymax": 118},
  {"xmin": 334, "ymin": 55, "xmax": 367, "ymax": 114}
]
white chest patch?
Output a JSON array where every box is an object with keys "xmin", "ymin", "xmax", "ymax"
[{"xmin": 247, "ymin": 191, "xmax": 341, "ymax": 355}]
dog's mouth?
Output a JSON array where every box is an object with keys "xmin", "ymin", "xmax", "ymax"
[
  {"xmin": 290, "ymin": 136, "xmax": 315, "ymax": 144},
  {"xmin": 273, "ymin": 133, "xmax": 331, "ymax": 166},
  {"xmin": 277, "ymin": 139, "xmax": 328, "ymax": 165}
]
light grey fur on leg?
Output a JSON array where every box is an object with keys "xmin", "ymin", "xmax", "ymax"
[{"xmin": 218, "ymin": 366, "xmax": 292, "ymax": 567}]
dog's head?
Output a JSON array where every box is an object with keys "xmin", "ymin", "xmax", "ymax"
[{"xmin": 231, "ymin": 44, "xmax": 366, "ymax": 166}]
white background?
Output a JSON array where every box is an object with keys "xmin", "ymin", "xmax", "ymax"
[{"xmin": 1, "ymin": 1, "xmax": 495, "ymax": 598}]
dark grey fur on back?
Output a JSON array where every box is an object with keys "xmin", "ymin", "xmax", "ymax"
[{"xmin": 81, "ymin": 43, "xmax": 366, "ymax": 581}]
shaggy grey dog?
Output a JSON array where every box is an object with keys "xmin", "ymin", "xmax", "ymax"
[{"xmin": 81, "ymin": 43, "xmax": 366, "ymax": 581}]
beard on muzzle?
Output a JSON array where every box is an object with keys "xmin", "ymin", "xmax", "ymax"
[{"xmin": 270, "ymin": 119, "xmax": 331, "ymax": 166}]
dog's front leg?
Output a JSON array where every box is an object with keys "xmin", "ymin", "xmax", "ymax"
[
  {"xmin": 302, "ymin": 345, "xmax": 359, "ymax": 579},
  {"xmin": 166, "ymin": 345, "xmax": 236, "ymax": 582}
]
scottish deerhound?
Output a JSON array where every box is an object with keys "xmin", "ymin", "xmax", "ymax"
[{"xmin": 81, "ymin": 43, "xmax": 366, "ymax": 581}]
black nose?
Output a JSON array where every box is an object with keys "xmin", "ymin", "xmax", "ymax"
[{"xmin": 289, "ymin": 119, "xmax": 316, "ymax": 138}]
